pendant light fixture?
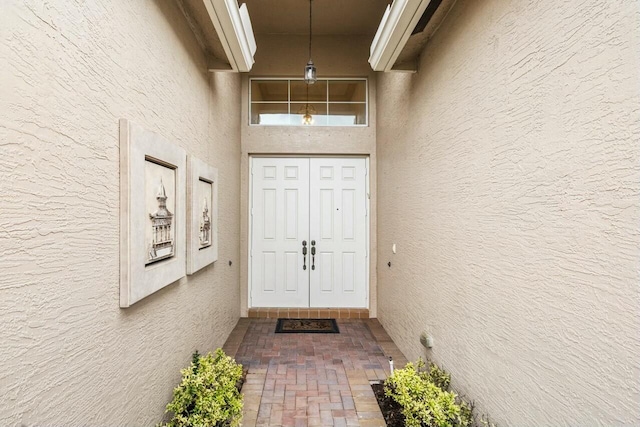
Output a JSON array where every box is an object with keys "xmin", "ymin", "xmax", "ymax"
[{"xmin": 304, "ymin": 0, "xmax": 317, "ymax": 84}]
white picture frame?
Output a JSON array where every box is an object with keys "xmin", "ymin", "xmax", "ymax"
[
  {"xmin": 187, "ymin": 156, "xmax": 219, "ymax": 275},
  {"xmin": 119, "ymin": 119, "xmax": 186, "ymax": 308}
]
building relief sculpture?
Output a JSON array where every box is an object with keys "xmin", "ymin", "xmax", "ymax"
[
  {"xmin": 120, "ymin": 119, "xmax": 186, "ymax": 307},
  {"xmin": 199, "ymin": 197, "xmax": 211, "ymax": 248},
  {"xmin": 147, "ymin": 178, "xmax": 174, "ymax": 263},
  {"xmin": 186, "ymin": 158, "xmax": 218, "ymax": 275}
]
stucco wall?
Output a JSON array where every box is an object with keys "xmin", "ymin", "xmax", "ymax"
[
  {"xmin": 0, "ymin": 2, "xmax": 241, "ymax": 425},
  {"xmin": 376, "ymin": 0, "xmax": 640, "ymax": 425},
  {"xmin": 240, "ymin": 35, "xmax": 378, "ymax": 315}
]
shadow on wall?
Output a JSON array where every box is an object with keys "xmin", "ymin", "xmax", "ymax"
[{"xmin": 154, "ymin": 0, "xmax": 210, "ymax": 82}]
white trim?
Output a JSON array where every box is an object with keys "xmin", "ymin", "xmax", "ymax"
[
  {"xmin": 247, "ymin": 159, "xmax": 254, "ymax": 308},
  {"xmin": 369, "ymin": 0, "xmax": 432, "ymax": 72},
  {"xmin": 365, "ymin": 156, "xmax": 370, "ymax": 305},
  {"xmin": 203, "ymin": 0, "xmax": 256, "ymax": 72}
]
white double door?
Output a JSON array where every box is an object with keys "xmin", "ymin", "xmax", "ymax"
[{"xmin": 251, "ymin": 157, "xmax": 368, "ymax": 308}]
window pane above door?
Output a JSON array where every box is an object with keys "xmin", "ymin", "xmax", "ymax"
[
  {"xmin": 292, "ymin": 103, "xmax": 327, "ymax": 126},
  {"xmin": 251, "ymin": 103, "xmax": 290, "ymax": 125},
  {"xmin": 251, "ymin": 80, "xmax": 288, "ymax": 102},
  {"xmin": 250, "ymin": 78, "xmax": 368, "ymax": 126},
  {"xmin": 329, "ymin": 80, "xmax": 366, "ymax": 102},
  {"xmin": 327, "ymin": 103, "xmax": 367, "ymax": 126},
  {"xmin": 291, "ymin": 81, "xmax": 327, "ymax": 102}
]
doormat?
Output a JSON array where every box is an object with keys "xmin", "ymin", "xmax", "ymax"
[{"xmin": 275, "ymin": 318, "xmax": 340, "ymax": 334}]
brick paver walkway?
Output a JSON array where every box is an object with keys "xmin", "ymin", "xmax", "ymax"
[{"xmin": 223, "ymin": 318, "xmax": 408, "ymax": 427}]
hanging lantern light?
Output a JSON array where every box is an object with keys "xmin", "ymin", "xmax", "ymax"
[{"xmin": 304, "ymin": 60, "xmax": 317, "ymax": 85}]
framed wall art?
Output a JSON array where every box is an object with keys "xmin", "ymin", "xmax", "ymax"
[
  {"xmin": 187, "ymin": 156, "xmax": 219, "ymax": 275},
  {"xmin": 119, "ymin": 119, "xmax": 186, "ymax": 307}
]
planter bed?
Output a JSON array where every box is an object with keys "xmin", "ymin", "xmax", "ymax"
[{"xmin": 371, "ymin": 381, "xmax": 406, "ymax": 427}]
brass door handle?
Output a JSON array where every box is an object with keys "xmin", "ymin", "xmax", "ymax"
[
  {"xmin": 302, "ymin": 240, "xmax": 307, "ymax": 270},
  {"xmin": 310, "ymin": 240, "xmax": 316, "ymax": 270}
]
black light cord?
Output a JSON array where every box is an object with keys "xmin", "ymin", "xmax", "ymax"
[{"xmin": 308, "ymin": 0, "xmax": 313, "ymax": 60}]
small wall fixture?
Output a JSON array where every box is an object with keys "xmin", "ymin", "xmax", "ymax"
[
  {"xmin": 304, "ymin": 0, "xmax": 317, "ymax": 84},
  {"xmin": 420, "ymin": 332, "xmax": 434, "ymax": 348}
]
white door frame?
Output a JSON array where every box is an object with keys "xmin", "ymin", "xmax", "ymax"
[{"xmin": 248, "ymin": 155, "xmax": 370, "ymax": 308}]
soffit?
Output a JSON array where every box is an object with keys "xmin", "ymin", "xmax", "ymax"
[
  {"xmin": 393, "ymin": 0, "xmax": 457, "ymax": 69},
  {"xmin": 243, "ymin": 0, "xmax": 391, "ymax": 36},
  {"xmin": 177, "ymin": 0, "xmax": 456, "ymax": 72},
  {"xmin": 179, "ymin": 0, "xmax": 232, "ymax": 68},
  {"xmin": 242, "ymin": 0, "xmax": 458, "ymax": 70}
]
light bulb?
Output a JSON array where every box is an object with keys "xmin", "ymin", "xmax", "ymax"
[{"xmin": 302, "ymin": 112, "xmax": 313, "ymax": 125}]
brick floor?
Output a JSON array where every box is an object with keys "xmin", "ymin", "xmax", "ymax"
[{"xmin": 224, "ymin": 319, "xmax": 408, "ymax": 427}]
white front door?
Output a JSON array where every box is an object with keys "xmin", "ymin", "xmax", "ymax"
[
  {"xmin": 309, "ymin": 158, "xmax": 368, "ymax": 307},
  {"xmin": 250, "ymin": 157, "xmax": 368, "ymax": 308},
  {"xmin": 251, "ymin": 158, "xmax": 310, "ymax": 307}
]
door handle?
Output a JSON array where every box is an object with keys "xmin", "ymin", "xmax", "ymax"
[
  {"xmin": 302, "ymin": 240, "xmax": 307, "ymax": 270},
  {"xmin": 310, "ymin": 240, "xmax": 316, "ymax": 270}
]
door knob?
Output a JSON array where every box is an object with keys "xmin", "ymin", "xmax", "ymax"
[
  {"xmin": 302, "ymin": 240, "xmax": 307, "ymax": 270},
  {"xmin": 310, "ymin": 240, "xmax": 316, "ymax": 270}
]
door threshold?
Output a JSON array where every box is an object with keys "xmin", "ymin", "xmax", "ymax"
[{"xmin": 247, "ymin": 308, "xmax": 369, "ymax": 319}]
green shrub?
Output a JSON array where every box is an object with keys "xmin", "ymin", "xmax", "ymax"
[
  {"xmin": 385, "ymin": 360, "xmax": 472, "ymax": 427},
  {"xmin": 479, "ymin": 414, "xmax": 497, "ymax": 427},
  {"xmin": 163, "ymin": 348, "xmax": 243, "ymax": 427},
  {"xmin": 421, "ymin": 359, "xmax": 451, "ymax": 391}
]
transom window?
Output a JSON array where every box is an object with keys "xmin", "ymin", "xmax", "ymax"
[{"xmin": 250, "ymin": 78, "xmax": 368, "ymax": 126}]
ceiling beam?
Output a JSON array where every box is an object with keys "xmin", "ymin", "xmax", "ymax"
[
  {"xmin": 202, "ymin": 0, "xmax": 257, "ymax": 73},
  {"xmin": 176, "ymin": 0, "xmax": 210, "ymax": 54},
  {"xmin": 368, "ymin": 0, "xmax": 432, "ymax": 72},
  {"xmin": 391, "ymin": 58, "xmax": 418, "ymax": 72},
  {"xmin": 178, "ymin": 0, "xmax": 234, "ymax": 72},
  {"xmin": 207, "ymin": 56, "xmax": 233, "ymax": 72}
]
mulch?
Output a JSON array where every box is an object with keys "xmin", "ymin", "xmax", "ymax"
[
  {"xmin": 236, "ymin": 368, "xmax": 248, "ymax": 392},
  {"xmin": 371, "ymin": 382, "xmax": 406, "ymax": 427}
]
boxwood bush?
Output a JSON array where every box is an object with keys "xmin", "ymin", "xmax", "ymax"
[
  {"xmin": 384, "ymin": 359, "xmax": 473, "ymax": 427},
  {"xmin": 163, "ymin": 349, "xmax": 243, "ymax": 427}
]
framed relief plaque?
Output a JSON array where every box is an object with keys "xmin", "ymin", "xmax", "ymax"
[
  {"xmin": 119, "ymin": 119, "xmax": 186, "ymax": 307},
  {"xmin": 187, "ymin": 156, "xmax": 219, "ymax": 275}
]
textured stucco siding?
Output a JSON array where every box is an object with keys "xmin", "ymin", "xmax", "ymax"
[
  {"xmin": 0, "ymin": 2, "xmax": 241, "ymax": 425},
  {"xmin": 376, "ymin": 0, "xmax": 640, "ymax": 425}
]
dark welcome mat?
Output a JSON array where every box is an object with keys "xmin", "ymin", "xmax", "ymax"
[{"xmin": 275, "ymin": 318, "xmax": 340, "ymax": 334}]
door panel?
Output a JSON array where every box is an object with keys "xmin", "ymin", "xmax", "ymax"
[
  {"xmin": 320, "ymin": 189, "xmax": 334, "ymax": 239},
  {"xmin": 251, "ymin": 158, "xmax": 310, "ymax": 307},
  {"xmin": 309, "ymin": 158, "xmax": 367, "ymax": 308}
]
